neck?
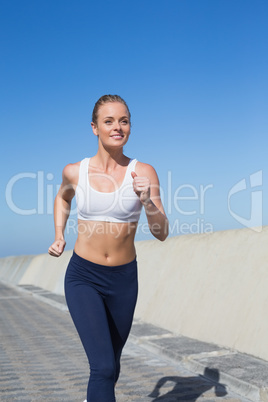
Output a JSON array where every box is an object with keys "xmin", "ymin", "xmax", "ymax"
[{"xmin": 94, "ymin": 142, "xmax": 128, "ymax": 169}]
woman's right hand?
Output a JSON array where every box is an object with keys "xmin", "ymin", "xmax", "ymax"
[{"xmin": 48, "ymin": 239, "xmax": 66, "ymax": 257}]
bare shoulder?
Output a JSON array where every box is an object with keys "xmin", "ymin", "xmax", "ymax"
[
  {"xmin": 135, "ymin": 161, "xmax": 159, "ymax": 182},
  {"xmin": 62, "ymin": 161, "xmax": 81, "ymax": 185}
]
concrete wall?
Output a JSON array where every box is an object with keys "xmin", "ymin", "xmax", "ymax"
[
  {"xmin": 1, "ymin": 226, "xmax": 267, "ymax": 361},
  {"xmin": 134, "ymin": 226, "xmax": 268, "ymax": 361},
  {"xmin": 0, "ymin": 250, "xmax": 72, "ymax": 295}
]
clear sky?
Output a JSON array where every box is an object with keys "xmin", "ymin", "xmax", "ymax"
[{"xmin": 1, "ymin": 0, "xmax": 267, "ymax": 257}]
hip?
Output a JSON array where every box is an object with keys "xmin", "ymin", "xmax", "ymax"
[{"xmin": 65, "ymin": 250, "xmax": 138, "ymax": 292}]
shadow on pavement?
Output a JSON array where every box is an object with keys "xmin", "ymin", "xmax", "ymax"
[{"xmin": 148, "ymin": 368, "xmax": 227, "ymax": 401}]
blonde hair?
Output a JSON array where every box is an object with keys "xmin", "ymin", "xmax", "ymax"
[{"xmin": 92, "ymin": 95, "xmax": 131, "ymax": 125}]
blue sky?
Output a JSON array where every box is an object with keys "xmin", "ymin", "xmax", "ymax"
[{"xmin": 1, "ymin": 0, "xmax": 267, "ymax": 257}]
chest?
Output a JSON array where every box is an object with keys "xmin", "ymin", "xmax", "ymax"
[{"xmin": 88, "ymin": 166, "xmax": 129, "ymax": 193}]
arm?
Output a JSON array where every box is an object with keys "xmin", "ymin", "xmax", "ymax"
[
  {"xmin": 48, "ymin": 163, "xmax": 78, "ymax": 257},
  {"xmin": 132, "ymin": 163, "xmax": 169, "ymax": 241}
]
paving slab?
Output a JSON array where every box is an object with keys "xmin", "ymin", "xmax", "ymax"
[
  {"xmin": 0, "ymin": 282, "xmax": 265, "ymax": 401},
  {"xmin": 129, "ymin": 323, "xmax": 268, "ymax": 401}
]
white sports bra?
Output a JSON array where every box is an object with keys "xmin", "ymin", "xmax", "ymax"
[{"xmin": 75, "ymin": 158, "xmax": 143, "ymax": 223}]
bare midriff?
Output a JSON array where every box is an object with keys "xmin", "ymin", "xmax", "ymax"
[{"xmin": 74, "ymin": 220, "xmax": 138, "ymax": 266}]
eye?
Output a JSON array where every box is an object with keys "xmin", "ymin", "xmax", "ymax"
[
  {"xmin": 105, "ymin": 120, "xmax": 112, "ymax": 124},
  {"xmin": 121, "ymin": 120, "xmax": 129, "ymax": 125}
]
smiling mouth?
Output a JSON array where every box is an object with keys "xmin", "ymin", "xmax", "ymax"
[{"xmin": 111, "ymin": 134, "xmax": 124, "ymax": 138}]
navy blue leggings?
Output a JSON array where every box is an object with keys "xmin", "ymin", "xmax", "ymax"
[{"xmin": 64, "ymin": 251, "xmax": 138, "ymax": 402}]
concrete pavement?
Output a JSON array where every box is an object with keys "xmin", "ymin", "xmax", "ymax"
[{"xmin": 0, "ymin": 282, "xmax": 267, "ymax": 401}]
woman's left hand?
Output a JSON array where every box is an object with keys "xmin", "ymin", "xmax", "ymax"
[{"xmin": 131, "ymin": 171, "xmax": 151, "ymax": 206}]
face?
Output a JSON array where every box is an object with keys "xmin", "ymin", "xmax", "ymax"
[{"xmin": 91, "ymin": 102, "xmax": 131, "ymax": 148}]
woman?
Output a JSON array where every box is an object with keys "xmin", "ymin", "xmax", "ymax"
[{"xmin": 48, "ymin": 94, "xmax": 168, "ymax": 401}]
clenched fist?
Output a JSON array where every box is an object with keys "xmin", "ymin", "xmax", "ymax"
[
  {"xmin": 48, "ymin": 239, "xmax": 66, "ymax": 257},
  {"xmin": 131, "ymin": 171, "xmax": 151, "ymax": 206}
]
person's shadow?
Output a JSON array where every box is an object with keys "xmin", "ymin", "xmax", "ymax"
[{"xmin": 148, "ymin": 368, "xmax": 227, "ymax": 401}]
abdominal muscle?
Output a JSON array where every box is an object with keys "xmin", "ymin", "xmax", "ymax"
[{"xmin": 74, "ymin": 220, "xmax": 138, "ymax": 266}]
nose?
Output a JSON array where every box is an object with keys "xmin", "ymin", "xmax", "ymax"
[{"xmin": 114, "ymin": 121, "xmax": 121, "ymax": 131}]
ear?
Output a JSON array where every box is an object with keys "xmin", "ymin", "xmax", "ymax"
[{"xmin": 91, "ymin": 122, "xmax": 99, "ymax": 137}]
